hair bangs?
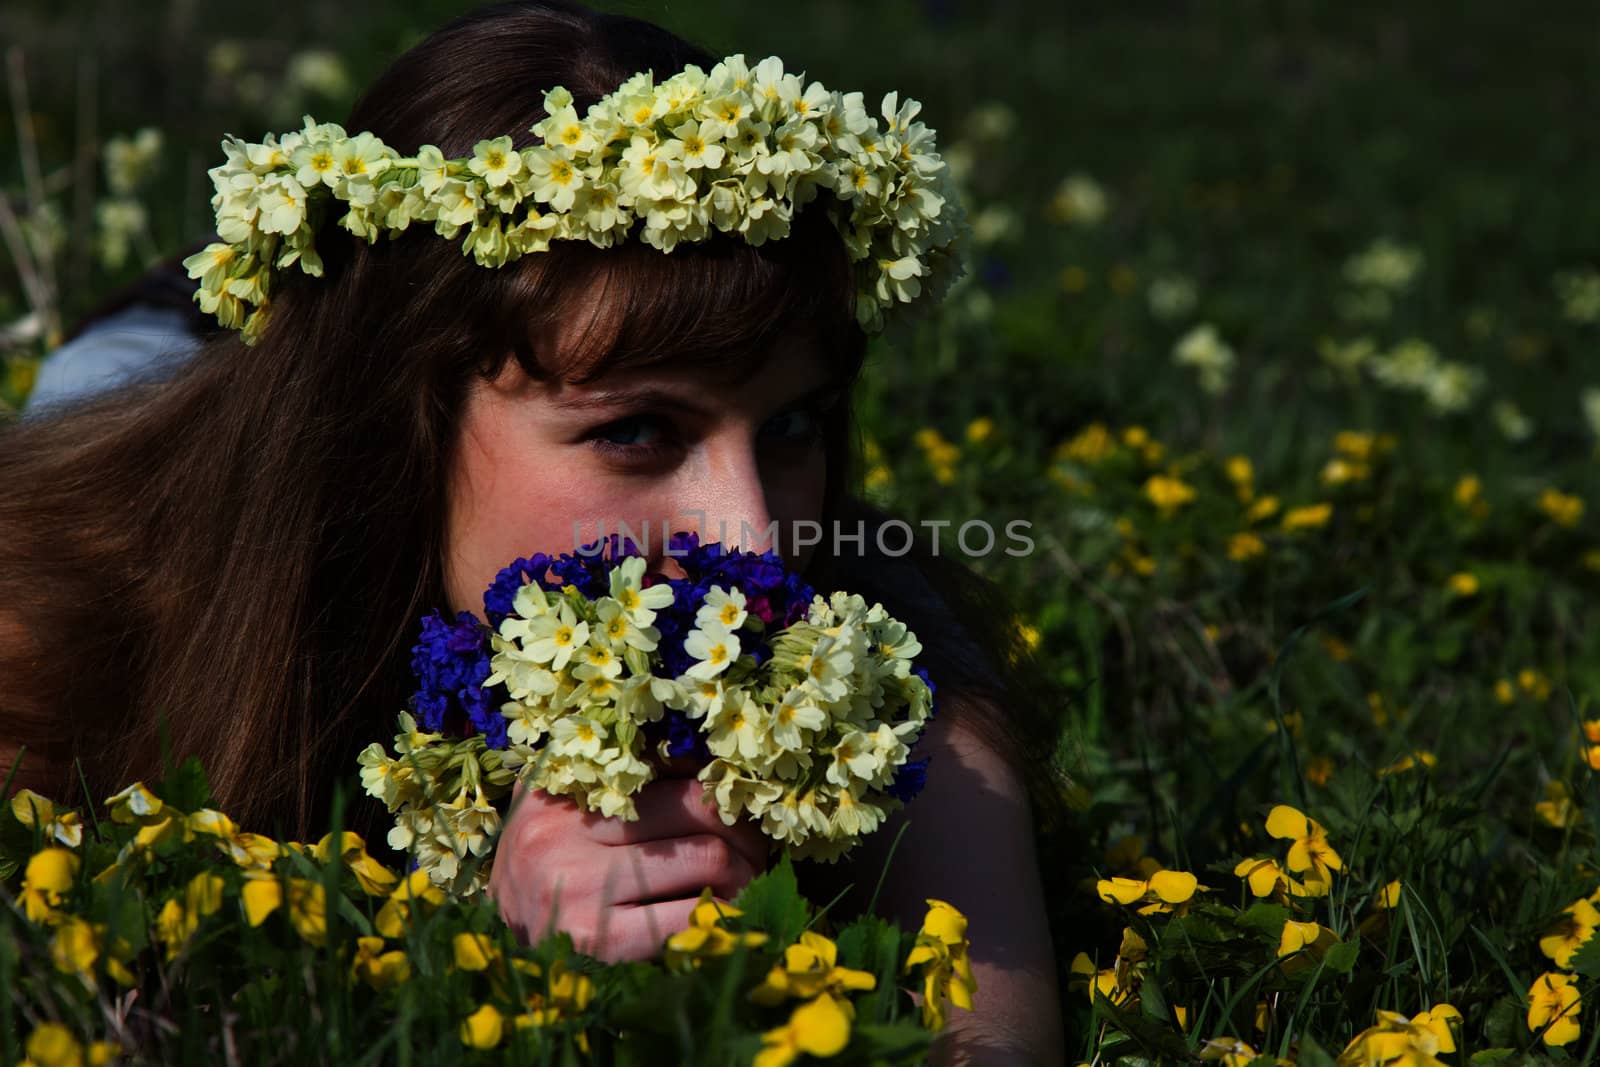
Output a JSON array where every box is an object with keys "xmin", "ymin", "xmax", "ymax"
[{"xmin": 495, "ymin": 200, "xmax": 866, "ymax": 388}]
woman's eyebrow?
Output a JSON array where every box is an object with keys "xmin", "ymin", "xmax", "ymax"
[
  {"xmin": 550, "ymin": 387, "xmax": 712, "ymax": 415},
  {"xmin": 552, "ymin": 377, "xmax": 847, "ymax": 416}
]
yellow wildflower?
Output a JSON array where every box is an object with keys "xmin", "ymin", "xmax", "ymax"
[
  {"xmin": 1227, "ymin": 532, "xmax": 1266, "ymax": 562},
  {"xmin": 1281, "ymin": 503, "xmax": 1333, "ymax": 532},
  {"xmin": 664, "ymin": 888, "xmax": 769, "ymax": 968},
  {"xmin": 1320, "ymin": 457, "xmax": 1369, "ymax": 486},
  {"xmin": 10, "ymin": 789, "xmax": 84, "ymax": 848},
  {"xmin": 754, "ymin": 993, "xmax": 852, "ymax": 1067},
  {"xmin": 460, "ymin": 1003, "xmax": 505, "ymax": 1050},
  {"xmin": 751, "ymin": 930, "xmax": 876, "ymax": 1006},
  {"xmin": 1224, "ymin": 455, "xmax": 1255, "ymax": 499},
  {"xmin": 1233, "ymin": 856, "xmax": 1316, "ymax": 901},
  {"xmin": 1339, "ymin": 1006, "xmax": 1458, "ymax": 1066},
  {"xmin": 1538, "ymin": 487, "xmax": 1584, "ymax": 528},
  {"xmin": 1454, "ymin": 474, "xmax": 1481, "ymax": 507},
  {"xmin": 1277, "ymin": 919, "xmax": 1339, "ymax": 959},
  {"xmin": 1446, "ymin": 572, "xmax": 1479, "ymax": 597},
  {"xmin": 1333, "ymin": 430, "xmax": 1379, "ymax": 462},
  {"xmin": 1265, "ymin": 804, "xmax": 1342, "ymax": 892},
  {"xmin": 965, "ymin": 416, "xmax": 995, "ymax": 444},
  {"xmin": 1322, "ymin": 635, "xmax": 1353, "ymax": 662},
  {"xmin": 1246, "ymin": 494, "xmax": 1281, "ymax": 523},
  {"xmin": 21, "ymin": 848, "xmax": 80, "ymax": 924},
  {"xmin": 1096, "ymin": 869, "xmax": 1203, "ymax": 915},
  {"xmin": 1200, "ymin": 1037, "xmax": 1262, "ymax": 1066},
  {"xmin": 1536, "ymin": 781, "xmax": 1580, "ymax": 828},
  {"xmin": 1378, "ymin": 750, "xmax": 1437, "ymax": 777},
  {"xmin": 374, "ymin": 868, "xmax": 447, "ymax": 937},
  {"xmin": 1306, "ymin": 755, "xmax": 1335, "ymax": 787},
  {"xmin": 1068, "ymin": 952, "xmax": 1132, "ymax": 1008},
  {"xmin": 1493, "ymin": 678, "xmax": 1516, "ymax": 705},
  {"xmin": 351, "ymin": 936, "xmax": 412, "ymax": 991},
  {"xmin": 453, "ymin": 931, "xmax": 500, "ymax": 972},
  {"xmin": 1057, "ymin": 422, "xmax": 1115, "ymax": 464},
  {"xmin": 1539, "ymin": 896, "xmax": 1600, "ymax": 968},
  {"xmin": 1518, "ymin": 668, "xmax": 1552, "ymax": 701},
  {"xmin": 903, "ymin": 899, "xmax": 977, "ymax": 1030},
  {"xmin": 1144, "ymin": 474, "xmax": 1196, "ymax": 515},
  {"xmin": 20, "ymin": 1022, "xmax": 121, "ymax": 1067},
  {"xmin": 1527, "ymin": 972, "xmax": 1581, "ymax": 1046}
]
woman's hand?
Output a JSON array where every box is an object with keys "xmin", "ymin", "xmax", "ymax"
[{"xmin": 486, "ymin": 765, "xmax": 771, "ymax": 962}]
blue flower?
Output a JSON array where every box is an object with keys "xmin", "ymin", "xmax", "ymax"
[
  {"xmin": 887, "ymin": 756, "xmax": 931, "ymax": 802},
  {"xmin": 408, "ymin": 609, "xmax": 503, "ymax": 747}
]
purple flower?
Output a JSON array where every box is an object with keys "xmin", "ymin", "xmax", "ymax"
[{"xmin": 408, "ymin": 609, "xmax": 503, "ymax": 747}]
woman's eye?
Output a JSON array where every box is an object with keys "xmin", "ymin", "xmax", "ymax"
[
  {"xmin": 595, "ymin": 415, "xmax": 665, "ymax": 447},
  {"xmin": 585, "ymin": 414, "xmax": 677, "ymax": 461},
  {"xmin": 761, "ymin": 406, "xmax": 824, "ymax": 443}
]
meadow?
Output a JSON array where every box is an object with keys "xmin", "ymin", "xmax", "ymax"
[{"xmin": 3, "ymin": 1, "xmax": 1600, "ymax": 1063}]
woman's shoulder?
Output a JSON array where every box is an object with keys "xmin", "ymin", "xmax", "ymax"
[{"xmin": 826, "ymin": 498, "xmax": 1003, "ymax": 693}]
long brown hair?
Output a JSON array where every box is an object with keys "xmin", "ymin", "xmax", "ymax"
[{"xmin": 0, "ymin": 0, "xmax": 1067, "ymax": 845}]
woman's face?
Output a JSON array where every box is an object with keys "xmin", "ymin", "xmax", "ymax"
[{"xmin": 443, "ymin": 309, "xmax": 845, "ymax": 619}]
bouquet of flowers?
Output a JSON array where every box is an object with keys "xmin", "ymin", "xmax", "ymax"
[{"xmin": 361, "ymin": 533, "xmax": 939, "ymax": 894}]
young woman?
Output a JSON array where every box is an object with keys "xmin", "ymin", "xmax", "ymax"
[{"xmin": 0, "ymin": 2, "xmax": 1065, "ymax": 1061}]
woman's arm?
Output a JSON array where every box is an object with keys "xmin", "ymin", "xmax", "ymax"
[{"xmin": 845, "ymin": 700, "xmax": 1066, "ymax": 1066}]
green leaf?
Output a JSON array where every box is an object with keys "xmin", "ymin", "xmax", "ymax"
[
  {"xmin": 152, "ymin": 756, "xmax": 213, "ymax": 812},
  {"xmin": 1236, "ymin": 903, "xmax": 1290, "ymax": 942},
  {"xmin": 1295, "ymin": 1035, "xmax": 1338, "ymax": 1067},
  {"xmin": 1566, "ymin": 931, "xmax": 1600, "ymax": 979},
  {"xmin": 1322, "ymin": 938, "xmax": 1360, "ymax": 975},
  {"xmin": 730, "ymin": 852, "xmax": 809, "ymax": 948},
  {"xmin": 1468, "ymin": 1052, "xmax": 1517, "ymax": 1065}
]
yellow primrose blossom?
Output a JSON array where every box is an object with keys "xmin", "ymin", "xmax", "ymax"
[
  {"xmin": 1265, "ymin": 804, "xmax": 1343, "ymax": 891},
  {"xmin": 21, "ymin": 847, "xmax": 80, "ymax": 924},
  {"xmin": 664, "ymin": 888, "xmax": 769, "ymax": 968},
  {"xmin": 1246, "ymin": 494, "xmax": 1281, "ymax": 524},
  {"xmin": 1069, "ymin": 952, "xmax": 1132, "ymax": 1009},
  {"xmin": 452, "ymin": 931, "xmax": 500, "ymax": 972},
  {"xmin": 155, "ymin": 871, "xmax": 226, "ymax": 961},
  {"xmin": 1320, "ymin": 457, "xmax": 1370, "ymax": 486},
  {"xmin": 1200, "ymin": 1036, "xmax": 1268, "ymax": 1066},
  {"xmin": 1224, "ymin": 455, "xmax": 1254, "ymax": 501},
  {"xmin": 964, "ymin": 416, "xmax": 994, "ymax": 444},
  {"xmin": 188, "ymin": 809, "xmax": 283, "ymax": 870},
  {"xmin": 374, "ymin": 868, "xmax": 447, "ymax": 937},
  {"xmin": 904, "ymin": 899, "xmax": 977, "ymax": 1030},
  {"xmin": 1281, "ymin": 502, "xmax": 1333, "ymax": 532},
  {"xmin": 11, "ymin": 789, "xmax": 84, "ymax": 848},
  {"xmin": 351, "ymin": 936, "xmax": 412, "ymax": 991},
  {"xmin": 1446, "ymin": 572, "xmax": 1479, "ymax": 597},
  {"xmin": 1096, "ymin": 869, "xmax": 1203, "ymax": 915},
  {"xmin": 1518, "ymin": 668, "xmax": 1552, "ymax": 701},
  {"xmin": 754, "ymin": 993, "xmax": 852, "ymax": 1067},
  {"xmin": 1277, "ymin": 919, "xmax": 1339, "ymax": 960},
  {"xmin": 1338, "ymin": 1006, "xmax": 1458, "ymax": 1066},
  {"xmin": 1306, "ymin": 755, "xmax": 1335, "ymax": 787},
  {"xmin": 1528, "ymin": 972, "xmax": 1582, "ymax": 1046},
  {"xmin": 1537, "ymin": 781, "xmax": 1581, "ymax": 827},
  {"xmin": 1144, "ymin": 474, "xmax": 1197, "ymax": 515},
  {"xmin": 312, "ymin": 831, "xmax": 399, "ymax": 896},
  {"xmin": 751, "ymin": 930, "xmax": 876, "ymax": 1007},
  {"xmin": 19, "ymin": 1022, "xmax": 121, "ymax": 1067},
  {"xmin": 1227, "ymin": 532, "xmax": 1266, "ymax": 562},
  {"xmin": 512, "ymin": 958, "xmax": 595, "ymax": 1030},
  {"xmin": 1539, "ymin": 896, "xmax": 1600, "ymax": 968},
  {"xmin": 1233, "ymin": 856, "xmax": 1316, "ymax": 901},
  {"xmin": 460, "ymin": 1003, "xmax": 506, "ymax": 1050},
  {"xmin": 1057, "ymin": 423, "xmax": 1115, "ymax": 465},
  {"xmin": 1378, "ymin": 751, "xmax": 1437, "ymax": 777},
  {"xmin": 1537, "ymin": 487, "xmax": 1584, "ymax": 528}
]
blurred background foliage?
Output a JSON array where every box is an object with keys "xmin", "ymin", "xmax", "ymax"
[{"xmin": 6, "ymin": 0, "xmax": 1600, "ymax": 1060}]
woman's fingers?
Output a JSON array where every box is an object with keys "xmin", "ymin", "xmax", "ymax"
[
  {"xmin": 587, "ymin": 778, "xmax": 771, "ymax": 871},
  {"xmin": 594, "ymin": 832, "xmax": 758, "ymax": 906},
  {"xmin": 574, "ymin": 896, "xmax": 732, "ymax": 963}
]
